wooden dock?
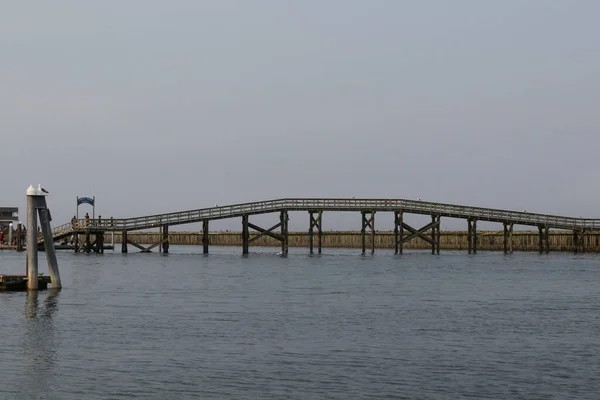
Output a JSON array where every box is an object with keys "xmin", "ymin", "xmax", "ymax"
[{"xmin": 0, "ymin": 275, "xmax": 52, "ymax": 291}]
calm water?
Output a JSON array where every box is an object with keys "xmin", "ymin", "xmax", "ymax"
[{"xmin": 1, "ymin": 246, "xmax": 599, "ymax": 399}]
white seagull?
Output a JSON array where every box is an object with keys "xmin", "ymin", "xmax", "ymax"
[{"xmin": 38, "ymin": 184, "xmax": 49, "ymax": 194}]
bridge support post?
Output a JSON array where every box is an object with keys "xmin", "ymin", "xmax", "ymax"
[
  {"xmin": 242, "ymin": 215, "xmax": 249, "ymax": 255},
  {"xmin": 538, "ymin": 226, "xmax": 550, "ymax": 253},
  {"xmin": 399, "ymin": 212, "xmax": 404, "ymax": 254},
  {"xmin": 158, "ymin": 228, "xmax": 162, "ymax": 254},
  {"xmin": 393, "ymin": 211, "xmax": 403, "ymax": 254},
  {"xmin": 436, "ymin": 216, "xmax": 441, "ymax": 254},
  {"xmin": 96, "ymin": 232, "xmax": 104, "ymax": 253},
  {"xmin": 361, "ymin": 211, "xmax": 375, "ymax": 255},
  {"xmin": 361, "ymin": 212, "xmax": 366, "ymax": 254},
  {"xmin": 503, "ymin": 222, "xmax": 514, "ymax": 254},
  {"xmin": 467, "ymin": 218, "xmax": 478, "ymax": 254},
  {"xmin": 121, "ymin": 231, "xmax": 128, "ymax": 253},
  {"xmin": 280, "ymin": 211, "xmax": 289, "ymax": 255},
  {"xmin": 308, "ymin": 210, "xmax": 323, "ymax": 254},
  {"xmin": 573, "ymin": 230, "xmax": 585, "ymax": 253},
  {"xmin": 202, "ymin": 220, "xmax": 209, "ymax": 254},
  {"xmin": 431, "ymin": 215, "xmax": 441, "ymax": 254},
  {"xmin": 162, "ymin": 226, "xmax": 169, "ymax": 254},
  {"xmin": 467, "ymin": 219, "xmax": 472, "ymax": 254},
  {"xmin": 431, "ymin": 215, "xmax": 435, "ymax": 254},
  {"xmin": 318, "ymin": 211, "xmax": 323, "ymax": 254},
  {"xmin": 85, "ymin": 232, "xmax": 91, "ymax": 253},
  {"xmin": 473, "ymin": 219, "xmax": 478, "ymax": 253},
  {"xmin": 398, "ymin": 219, "xmax": 437, "ymax": 251}
]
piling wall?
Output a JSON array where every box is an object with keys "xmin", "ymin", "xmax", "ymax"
[{"xmin": 110, "ymin": 231, "xmax": 600, "ymax": 252}]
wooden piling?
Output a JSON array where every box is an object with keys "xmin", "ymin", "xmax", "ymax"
[
  {"xmin": 573, "ymin": 230, "xmax": 585, "ymax": 253},
  {"xmin": 503, "ymin": 222, "xmax": 508, "ymax": 253},
  {"xmin": 121, "ymin": 231, "xmax": 128, "ymax": 253},
  {"xmin": 84, "ymin": 232, "xmax": 91, "ymax": 253},
  {"xmin": 280, "ymin": 211, "xmax": 289, "ymax": 255},
  {"xmin": 97, "ymin": 232, "xmax": 105, "ymax": 253},
  {"xmin": 202, "ymin": 220, "xmax": 209, "ymax": 254},
  {"xmin": 162, "ymin": 226, "xmax": 169, "ymax": 254},
  {"xmin": 435, "ymin": 216, "xmax": 441, "ymax": 254},
  {"xmin": 468, "ymin": 218, "xmax": 478, "ymax": 254},
  {"xmin": 308, "ymin": 212, "xmax": 314, "ymax": 254},
  {"xmin": 398, "ymin": 211, "xmax": 404, "ymax": 254},
  {"xmin": 361, "ymin": 212, "xmax": 367, "ymax": 255},
  {"xmin": 502, "ymin": 222, "xmax": 514, "ymax": 253},
  {"xmin": 242, "ymin": 215, "xmax": 249, "ymax": 255},
  {"xmin": 370, "ymin": 211, "xmax": 375, "ymax": 255},
  {"xmin": 317, "ymin": 211, "xmax": 323, "ymax": 254},
  {"xmin": 467, "ymin": 219, "xmax": 472, "ymax": 254},
  {"xmin": 360, "ymin": 211, "xmax": 375, "ymax": 255},
  {"xmin": 308, "ymin": 210, "xmax": 323, "ymax": 254},
  {"xmin": 536, "ymin": 226, "xmax": 550, "ymax": 253},
  {"xmin": 431, "ymin": 215, "xmax": 436, "ymax": 255},
  {"xmin": 473, "ymin": 219, "xmax": 478, "ymax": 254},
  {"xmin": 393, "ymin": 211, "xmax": 399, "ymax": 254}
]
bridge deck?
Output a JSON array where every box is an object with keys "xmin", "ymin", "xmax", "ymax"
[{"xmin": 46, "ymin": 198, "xmax": 600, "ymax": 241}]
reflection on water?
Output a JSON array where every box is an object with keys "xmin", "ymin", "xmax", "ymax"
[
  {"xmin": 24, "ymin": 289, "xmax": 60, "ymax": 318},
  {"xmin": 19, "ymin": 290, "xmax": 61, "ymax": 399},
  {"xmin": 24, "ymin": 290, "xmax": 40, "ymax": 319}
]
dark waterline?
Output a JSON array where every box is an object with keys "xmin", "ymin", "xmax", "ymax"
[{"xmin": 1, "ymin": 247, "xmax": 599, "ymax": 399}]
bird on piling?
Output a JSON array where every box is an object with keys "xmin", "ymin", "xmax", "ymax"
[{"xmin": 38, "ymin": 184, "xmax": 49, "ymax": 194}]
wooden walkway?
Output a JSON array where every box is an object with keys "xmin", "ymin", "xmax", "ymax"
[{"xmin": 44, "ymin": 198, "xmax": 600, "ymax": 254}]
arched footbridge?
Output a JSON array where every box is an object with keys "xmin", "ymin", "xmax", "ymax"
[{"xmin": 43, "ymin": 198, "xmax": 599, "ymax": 254}]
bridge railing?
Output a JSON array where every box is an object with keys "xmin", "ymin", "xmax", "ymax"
[
  {"xmin": 112, "ymin": 199, "xmax": 288, "ymax": 230},
  {"xmin": 281, "ymin": 198, "xmax": 597, "ymax": 230}
]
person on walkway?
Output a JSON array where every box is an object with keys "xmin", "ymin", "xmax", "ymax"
[{"xmin": 85, "ymin": 212, "xmax": 89, "ymax": 227}]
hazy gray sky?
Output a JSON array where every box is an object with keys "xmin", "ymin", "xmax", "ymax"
[{"xmin": 2, "ymin": 1, "xmax": 599, "ymax": 231}]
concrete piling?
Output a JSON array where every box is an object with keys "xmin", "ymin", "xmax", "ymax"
[
  {"xmin": 26, "ymin": 187, "xmax": 38, "ymax": 290},
  {"xmin": 39, "ymin": 207, "xmax": 62, "ymax": 288},
  {"xmin": 25, "ymin": 184, "xmax": 61, "ymax": 290}
]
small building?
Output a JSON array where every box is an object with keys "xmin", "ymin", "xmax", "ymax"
[{"xmin": 0, "ymin": 207, "xmax": 18, "ymax": 231}]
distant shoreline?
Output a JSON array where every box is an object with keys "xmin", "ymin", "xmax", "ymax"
[{"xmin": 98, "ymin": 230, "xmax": 597, "ymax": 252}]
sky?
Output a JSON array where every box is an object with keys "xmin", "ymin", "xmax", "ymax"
[{"xmin": 1, "ymin": 0, "xmax": 599, "ymax": 232}]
